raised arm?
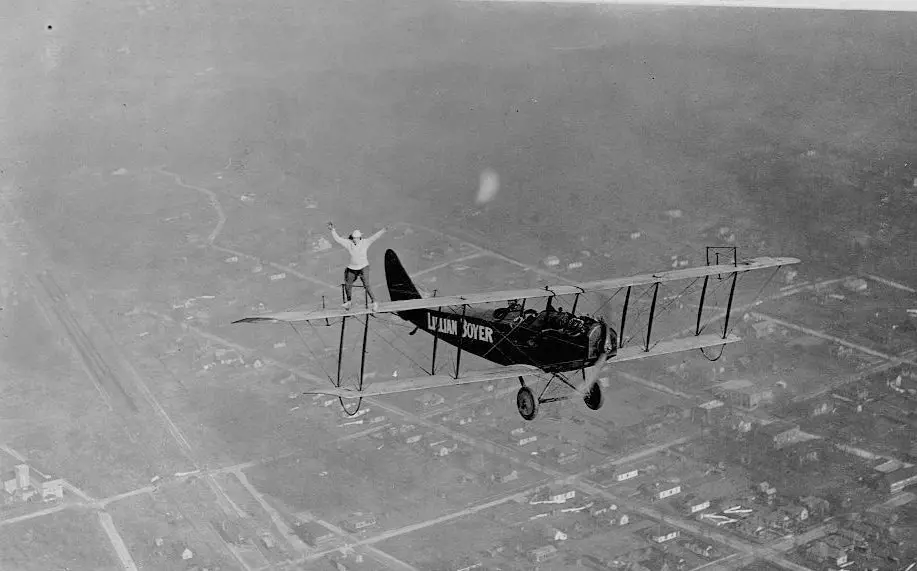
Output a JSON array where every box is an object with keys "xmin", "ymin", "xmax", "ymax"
[
  {"xmin": 328, "ymin": 222, "xmax": 350, "ymax": 247},
  {"xmin": 366, "ymin": 226, "xmax": 387, "ymax": 245}
]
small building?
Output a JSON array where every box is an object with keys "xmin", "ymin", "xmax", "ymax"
[
  {"xmin": 492, "ymin": 468, "xmax": 518, "ymax": 484},
  {"xmin": 517, "ymin": 435, "xmax": 538, "ymax": 447},
  {"xmin": 782, "ymin": 504, "xmax": 809, "ymax": 522},
  {"xmin": 530, "ymin": 486, "xmax": 575, "ymax": 505},
  {"xmin": 15, "ymin": 465, "xmax": 30, "ymax": 489},
  {"xmin": 529, "ymin": 545, "xmax": 557, "ymax": 563},
  {"xmin": 713, "ymin": 379, "xmax": 774, "ymax": 410},
  {"xmin": 754, "ymin": 421, "xmax": 802, "ymax": 450},
  {"xmin": 642, "ymin": 481, "xmax": 681, "ymax": 501},
  {"xmin": 876, "ymin": 465, "xmax": 917, "ymax": 494},
  {"xmin": 615, "ymin": 513, "xmax": 630, "ymax": 526},
  {"xmin": 614, "ymin": 469, "xmax": 639, "ymax": 482},
  {"xmin": 430, "ymin": 441, "xmax": 458, "ymax": 457},
  {"xmin": 294, "ymin": 520, "xmax": 335, "ymax": 546},
  {"xmin": 807, "ymin": 539, "xmax": 848, "ymax": 566},
  {"xmin": 756, "ymin": 481, "xmax": 777, "ymax": 505},
  {"xmin": 681, "ymin": 540, "xmax": 716, "ymax": 559},
  {"xmin": 648, "ymin": 525, "xmax": 680, "ymax": 543},
  {"xmin": 691, "ymin": 400, "xmax": 726, "ymax": 426},
  {"xmin": 341, "ymin": 513, "xmax": 377, "ymax": 533},
  {"xmin": 589, "ymin": 500, "xmax": 615, "ymax": 518},
  {"xmin": 553, "ymin": 444, "xmax": 581, "ymax": 465},
  {"xmin": 808, "ymin": 399, "xmax": 835, "ymax": 417},
  {"xmin": 679, "ymin": 494, "xmax": 710, "ymax": 514}
]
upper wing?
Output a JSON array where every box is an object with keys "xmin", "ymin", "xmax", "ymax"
[
  {"xmin": 302, "ymin": 333, "xmax": 741, "ymax": 398},
  {"xmin": 233, "ymin": 256, "xmax": 800, "ymax": 324},
  {"xmin": 613, "ymin": 333, "xmax": 742, "ymax": 362}
]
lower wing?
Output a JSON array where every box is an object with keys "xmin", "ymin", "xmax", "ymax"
[{"xmin": 305, "ymin": 333, "xmax": 740, "ymax": 398}]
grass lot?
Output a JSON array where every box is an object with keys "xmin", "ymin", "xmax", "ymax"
[{"xmin": 0, "ymin": 509, "xmax": 119, "ymax": 571}]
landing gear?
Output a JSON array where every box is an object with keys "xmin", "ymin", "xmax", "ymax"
[
  {"xmin": 583, "ymin": 380, "xmax": 604, "ymax": 411},
  {"xmin": 516, "ymin": 384, "xmax": 538, "ymax": 421}
]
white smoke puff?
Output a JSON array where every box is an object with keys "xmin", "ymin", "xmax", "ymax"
[{"xmin": 475, "ymin": 169, "xmax": 500, "ymax": 204}]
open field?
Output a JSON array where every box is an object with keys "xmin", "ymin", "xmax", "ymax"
[{"xmin": 0, "ymin": 509, "xmax": 119, "ymax": 571}]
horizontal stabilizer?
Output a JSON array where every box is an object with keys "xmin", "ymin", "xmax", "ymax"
[
  {"xmin": 304, "ymin": 364, "xmax": 540, "ymax": 398},
  {"xmin": 612, "ymin": 333, "xmax": 742, "ymax": 363}
]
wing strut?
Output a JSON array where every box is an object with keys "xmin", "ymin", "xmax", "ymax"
[
  {"xmin": 722, "ymin": 271, "xmax": 739, "ymax": 340},
  {"xmin": 695, "ymin": 275, "xmax": 710, "ymax": 336},
  {"xmin": 644, "ymin": 282, "xmax": 660, "ymax": 352},
  {"xmin": 619, "ymin": 286, "xmax": 632, "ymax": 349},
  {"xmin": 431, "ymin": 303, "xmax": 442, "ymax": 374},
  {"xmin": 454, "ymin": 304, "xmax": 467, "ymax": 379},
  {"xmin": 358, "ymin": 312, "xmax": 370, "ymax": 390},
  {"xmin": 336, "ymin": 315, "xmax": 348, "ymax": 388}
]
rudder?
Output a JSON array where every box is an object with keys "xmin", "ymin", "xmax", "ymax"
[{"xmin": 385, "ymin": 249, "xmax": 422, "ymax": 301}]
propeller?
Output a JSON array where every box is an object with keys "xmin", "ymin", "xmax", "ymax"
[{"xmin": 573, "ymin": 291, "xmax": 617, "ymax": 398}]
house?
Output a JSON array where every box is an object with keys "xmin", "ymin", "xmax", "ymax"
[
  {"xmin": 781, "ymin": 504, "xmax": 809, "ymax": 523},
  {"xmin": 754, "ymin": 421, "xmax": 802, "ymax": 450},
  {"xmin": 641, "ymin": 481, "xmax": 681, "ymax": 501},
  {"xmin": 529, "ymin": 545, "xmax": 557, "ymax": 563},
  {"xmin": 808, "ymin": 399, "xmax": 835, "ymax": 417},
  {"xmin": 294, "ymin": 521, "xmax": 335, "ymax": 546},
  {"xmin": 553, "ymin": 444, "xmax": 581, "ymax": 465},
  {"xmin": 530, "ymin": 486, "xmax": 575, "ymax": 505},
  {"xmin": 517, "ymin": 435, "xmax": 538, "ymax": 447},
  {"xmin": 681, "ymin": 540, "xmax": 717, "ymax": 559},
  {"xmin": 678, "ymin": 494, "xmax": 710, "ymax": 514},
  {"xmin": 39, "ymin": 479, "xmax": 63, "ymax": 501},
  {"xmin": 341, "ymin": 513, "xmax": 377, "ymax": 533},
  {"xmin": 756, "ymin": 481, "xmax": 777, "ymax": 505},
  {"xmin": 807, "ymin": 539, "xmax": 849, "ymax": 566},
  {"xmin": 691, "ymin": 400, "xmax": 726, "ymax": 425},
  {"xmin": 648, "ymin": 525, "xmax": 680, "ymax": 543},
  {"xmin": 614, "ymin": 469, "xmax": 640, "ymax": 482},
  {"xmin": 713, "ymin": 379, "xmax": 774, "ymax": 410},
  {"xmin": 876, "ymin": 465, "xmax": 917, "ymax": 494},
  {"xmin": 431, "ymin": 441, "xmax": 458, "ymax": 457},
  {"xmin": 589, "ymin": 500, "xmax": 616, "ymax": 518},
  {"xmin": 799, "ymin": 496, "xmax": 830, "ymax": 517},
  {"xmin": 492, "ymin": 467, "xmax": 518, "ymax": 484}
]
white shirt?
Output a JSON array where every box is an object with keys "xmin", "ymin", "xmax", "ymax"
[{"xmin": 331, "ymin": 228, "xmax": 385, "ymax": 270}]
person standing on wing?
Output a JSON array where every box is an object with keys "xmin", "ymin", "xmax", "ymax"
[{"xmin": 327, "ymin": 221, "xmax": 387, "ymax": 311}]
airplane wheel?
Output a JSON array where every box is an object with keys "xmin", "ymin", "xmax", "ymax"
[
  {"xmin": 583, "ymin": 381, "xmax": 603, "ymax": 411},
  {"xmin": 516, "ymin": 386, "xmax": 538, "ymax": 421}
]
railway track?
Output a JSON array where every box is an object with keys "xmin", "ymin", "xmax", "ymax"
[{"xmin": 32, "ymin": 270, "xmax": 138, "ymax": 413}]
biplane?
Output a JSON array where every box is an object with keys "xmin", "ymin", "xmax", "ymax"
[{"xmin": 234, "ymin": 248, "xmax": 800, "ymax": 420}]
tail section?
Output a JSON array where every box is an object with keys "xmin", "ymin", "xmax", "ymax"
[
  {"xmin": 384, "ymin": 249, "xmax": 424, "ymax": 323},
  {"xmin": 385, "ymin": 249, "xmax": 422, "ymax": 301}
]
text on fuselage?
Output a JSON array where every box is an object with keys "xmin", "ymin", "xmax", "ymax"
[{"xmin": 427, "ymin": 314, "xmax": 494, "ymax": 343}]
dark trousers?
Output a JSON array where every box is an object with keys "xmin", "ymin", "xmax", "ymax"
[{"xmin": 344, "ymin": 267, "xmax": 375, "ymax": 303}]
